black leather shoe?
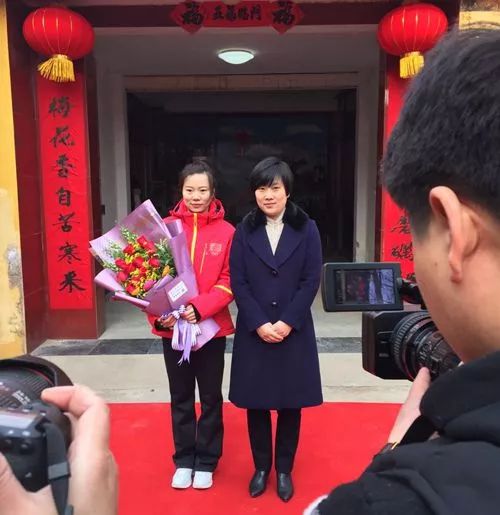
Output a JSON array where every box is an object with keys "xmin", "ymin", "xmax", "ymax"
[
  {"xmin": 277, "ymin": 472, "xmax": 294, "ymax": 502},
  {"xmin": 249, "ymin": 470, "xmax": 269, "ymax": 498}
]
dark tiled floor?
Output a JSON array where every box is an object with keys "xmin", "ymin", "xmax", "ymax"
[
  {"xmin": 32, "ymin": 340, "xmax": 100, "ymax": 356},
  {"xmin": 89, "ymin": 339, "xmax": 154, "ymax": 355},
  {"xmin": 33, "ymin": 337, "xmax": 361, "ymax": 356}
]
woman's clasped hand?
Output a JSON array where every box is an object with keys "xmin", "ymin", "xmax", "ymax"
[{"xmin": 256, "ymin": 321, "xmax": 292, "ymax": 343}]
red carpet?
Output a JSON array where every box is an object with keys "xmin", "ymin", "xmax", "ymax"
[{"xmin": 109, "ymin": 402, "xmax": 400, "ymax": 515}]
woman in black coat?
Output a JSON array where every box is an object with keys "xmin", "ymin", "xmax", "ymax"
[{"xmin": 229, "ymin": 157, "xmax": 323, "ymax": 502}]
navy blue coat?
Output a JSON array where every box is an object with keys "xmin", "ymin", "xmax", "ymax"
[{"xmin": 229, "ymin": 202, "xmax": 323, "ymax": 410}]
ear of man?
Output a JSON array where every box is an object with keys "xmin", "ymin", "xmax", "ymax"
[{"xmin": 428, "ymin": 186, "xmax": 480, "ymax": 284}]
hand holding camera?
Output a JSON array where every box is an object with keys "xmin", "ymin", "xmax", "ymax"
[
  {"xmin": 41, "ymin": 385, "xmax": 118, "ymax": 515},
  {"xmin": 387, "ymin": 367, "xmax": 431, "ymax": 444},
  {"xmin": 0, "ymin": 357, "xmax": 117, "ymax": 515}
]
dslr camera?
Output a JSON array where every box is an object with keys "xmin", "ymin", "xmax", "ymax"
[
  {"xmin": 0, "ymin": 355, "xmax": 72, "ymax": 515},
  {"xmin": 322, "ymin": 262, "xmax": 460, "ymax": 381}
]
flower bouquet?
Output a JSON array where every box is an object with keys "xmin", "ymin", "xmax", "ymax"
[
  {"xmin": 89, "ymin": 200, "xmax": 219, "ymax": 362},
  {"xmin": 103, "ymin": 227, "xmax": 175, "ymax": 298}
]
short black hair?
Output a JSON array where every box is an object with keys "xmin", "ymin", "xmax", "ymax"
[
  {"xmin": 383, "ymin": 28, "xmax": 500, "ymax": 235},
  {"xmin": 249, "ymin": 157, "xmax": 294, "ymax": 194},
  {"xmin": 179, "ymin": 159, "xmax": 216, "ymax": 193}
]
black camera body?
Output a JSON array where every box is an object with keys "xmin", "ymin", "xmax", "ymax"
[
  {"xmin": 0, "ymin": 355, "xmax": 72, "ymax": 494},
  {"xmin": 362, "ymin": 310, "xmax": 460, "ymax": 380},
  {"xmin": 322, "ymin": 262, "xmax": 460, "ymax": 381},
  {"xmin": 361, "ymin": 310, "xmax": 412, "ymax": 379},
  {"xmin": 0, "ymin": 401, "xmax": 70, "ymax": 491}
]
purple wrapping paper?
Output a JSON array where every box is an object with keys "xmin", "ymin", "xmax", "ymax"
[
  {"xmin": 90, "ymin": 200, "xmax": 170, "ymax": 260},
  {"xmin": 164, "ymin": 219, "xmax": 193, "ymax": 276},
  {"xmin": 170, "ymin": 305, "xmax": 204, "ymax": 363},
  {"xmin": 90, "ymin": 200, "xmax": 219, "ymax": 348}
]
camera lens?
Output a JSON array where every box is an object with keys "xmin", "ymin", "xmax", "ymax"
[
  {"xmin": 0, "ymin": 368, "xmax": 54, "ymax": 408},
  {"xmin": 390, "ymin": 311, "xmax": 460, "ymax": 380}
]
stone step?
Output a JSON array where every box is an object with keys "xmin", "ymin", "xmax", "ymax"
[{"xmin": 33, "ymin": 337, "xmax": 361, "ymax": 356}]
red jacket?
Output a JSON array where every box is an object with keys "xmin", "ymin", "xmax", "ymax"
[{"xmin": 148, "ymin": 199, "xmax": 235, "ymax": 338}]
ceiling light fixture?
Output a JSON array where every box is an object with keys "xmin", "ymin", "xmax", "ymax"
[{"xmin": 217, "ymin": 49, "xmax": 255, "ymax": 65}]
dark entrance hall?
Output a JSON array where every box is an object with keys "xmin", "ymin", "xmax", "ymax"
[{"xmin": 128, "ymin": 89, "xmax": 356, "ymax": 260}]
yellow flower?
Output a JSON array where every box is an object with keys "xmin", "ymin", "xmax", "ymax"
[{"xmin": 162, "ymin": 265, "xmax": 171, "ymax": 277}]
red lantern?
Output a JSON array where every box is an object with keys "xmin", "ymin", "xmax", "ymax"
[
  {"xmin": 377, "ymin": 3, "xmax": 448, "ymax": 79},
  {"xmin": 22, "ymin": 6, "xmax": 94, "ymax": 83}
]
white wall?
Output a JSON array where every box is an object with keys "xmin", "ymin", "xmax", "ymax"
[
  {"xmin": 355, "ymin": 69, "xmax": 379, "ymax": 261},
  {"xmin": 97, "ymin": 70, "xmax": 130, "ymax": 231}
]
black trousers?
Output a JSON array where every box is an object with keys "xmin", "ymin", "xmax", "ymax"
[
  {"xmin": 162, "ymin": 337, "xmax": 226, "ymax": 472},
  {"xmin": 247, "ymin": 408, "xmax": 301, "ymax": 474}
]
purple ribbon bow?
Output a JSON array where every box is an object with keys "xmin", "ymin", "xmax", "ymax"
[{"xmin": 168, "ymin": 305, "xmax": 202, "ymax": 365}]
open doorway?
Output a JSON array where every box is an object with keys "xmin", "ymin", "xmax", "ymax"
[{"xmin": 127, "ymin": 89, "xmax": 356, "ymax": 260}]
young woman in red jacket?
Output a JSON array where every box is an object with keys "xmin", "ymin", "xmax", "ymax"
[{"xmin": 148, "ymin": 161, "xmax": 235, "ymax": 490}]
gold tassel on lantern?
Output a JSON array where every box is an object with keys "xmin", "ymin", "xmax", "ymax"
[
  {"xmin": 399, "ymin": 51, "xmax": 424, "ymax": 79},
  {"xmin": 38, "ymin": 54, "xmax": 75, "ymax": 83}
]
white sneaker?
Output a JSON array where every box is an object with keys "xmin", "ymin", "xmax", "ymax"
[
  {"xmin": 171, "ymin": 468, "xmax": 193, "ymax": 489},
  {"xmin": 192, "ymin": 470, "xmax": 213, "ymax": 489}
]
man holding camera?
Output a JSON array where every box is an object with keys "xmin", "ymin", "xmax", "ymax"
[{"xmin": 308, "ymin": 27, "xmax": 500, "ymax": 515}]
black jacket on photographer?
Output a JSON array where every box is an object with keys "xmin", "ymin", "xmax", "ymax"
[{"xmin": 314, "ymin": 351, "xmax": 500, "ymax": 515}]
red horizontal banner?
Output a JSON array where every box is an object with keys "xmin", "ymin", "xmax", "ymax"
[
  {"xmin": 37, "ymin": 73, "xmax": 94, "ymax": 309},
  {"xmin": 171, "ymin": 1, "xmax": 303, "ymax": 33}
]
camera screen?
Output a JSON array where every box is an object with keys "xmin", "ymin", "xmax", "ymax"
[
  {"xmin": 322, "ymin": 262, "xmax": 403, "ymax": 312},
  {"xmin": 0, "ymin": 411, "xmax": 35, "ymax": 429},
  {"xmin": 335, "ymin": 268, "xmax": 396, "ymax": 306}
]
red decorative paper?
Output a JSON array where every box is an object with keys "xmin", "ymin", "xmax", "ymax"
[
  {"xmin": 202, "ymin": 1, "xmax": 270, "ymax": 28},
  {"xmin": 380, "ymin": 64, "xmax": 414, "ymax": 279},
  {"xmin": 382, "ymin": 196, "xmax": 414, "ymax": 280},
  {"xmin": 171, "ymin": 1, "xmax": 205, "ymax": 33},
  {"xmin": 269, "ymin": 0, "xmax": 304, "ymax": 34},
  {"xmin": 37, "ymin": 72, "xmax": 94, "ymax": 309},
  {"xmin": 171, "ymin": 1, "xmax": 302, "ymax": 34}
]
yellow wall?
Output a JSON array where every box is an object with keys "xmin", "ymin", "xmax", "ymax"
[
  {"xmin": 460, "ymin": 11, "xmax": 500, "ymax": 27},
  {"xmin": 0, "ymin": 0, "xmax": 26, "ymax": 358}
]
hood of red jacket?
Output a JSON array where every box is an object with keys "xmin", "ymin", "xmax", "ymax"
[{"xmin": 169, "ymin": 198, "xmax": 226, "ymax": 226}]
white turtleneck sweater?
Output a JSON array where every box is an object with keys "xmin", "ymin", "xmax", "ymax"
[{"xmin": 265, "ymin": 210, "xmax": 285, "ymax": 255}]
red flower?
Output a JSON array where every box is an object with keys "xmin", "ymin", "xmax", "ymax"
[
  {"xmin": 117, "ymin": 271, "xmax": 128, "ymax": 283},
  {"xmin": 144, "ymin": 279, "xmax": 155, "ymax": 291},
  {"xmin": 137, "ymin": 235, "xmax": 149, "ymax": 248},
  {"xmin": 145, "ymin": 242, "xmax": 156, "ymax": 254},
  {"xmin": 115, "ymin": 258, "xmax": 128, "ymax": 270},
  {"xmin": 126, "ymin": 284, "xmax": 140, "ymax": 296},
  {"xmin": 123, "ymin": 244, "xmax": 135, "ymax": 255},
  {"xmin": 133, "ymin": 256, "xmax": 145, "ymax": 268},
  {"xmin": 149, "ymin": 257, "xmax": 161, "ymax": 268}
]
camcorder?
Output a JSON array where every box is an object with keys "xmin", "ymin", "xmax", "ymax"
[
  {"xmin": 0, "ymin": 355, "xmax": 73, "ymax": 515},
  {"xmin": 322, "ymin": 262, "xmax": 460, "ymax": 381}
]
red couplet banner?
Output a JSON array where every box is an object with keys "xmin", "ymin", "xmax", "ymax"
[
  {"xmin": 380, "ymin": 62, "xmax": 414, "ymax": 280},
  {"xmin": 37, "ymin": 73, "xmax": 94, "ymax": 309},
  {"xmin": 171, "ymin": 1, "xmax": 304, "ymax": 34}
]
